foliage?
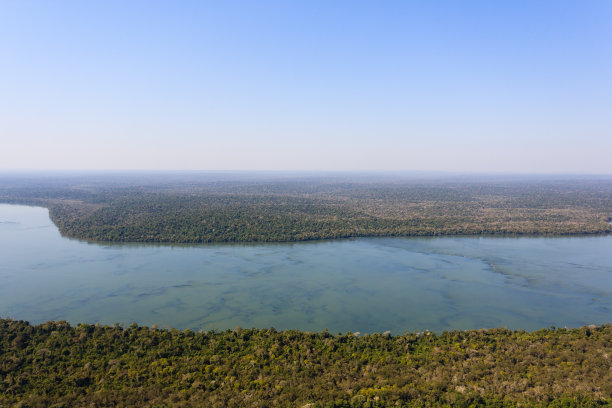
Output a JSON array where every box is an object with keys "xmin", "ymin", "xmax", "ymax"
[
  {"xmin": 1, "ymin": 319, "xmax": 611, "ymax": 407},
  {"xmin": 1, "ymin": 175, "xmax": 612, "ymax": 243}
]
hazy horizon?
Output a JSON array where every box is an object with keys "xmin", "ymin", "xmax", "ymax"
[
  {"xmin": 3, "ymin": 169, "xmax": 612, "ymax": 180},
  {"xmin": 2, "ymin": 1, "xmax": 611, "ymax": 173}
]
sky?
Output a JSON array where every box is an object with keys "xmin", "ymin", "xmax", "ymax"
[{"xmin": 1, "ymin": 1, "xmax": 611, "ymax": 173}]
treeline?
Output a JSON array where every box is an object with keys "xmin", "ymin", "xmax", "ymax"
[
  {"xmin": 1, "ymin": 319, "xmax": 610, "ymax": 407},
  {"xmin": 1, "ymin": 175, "xmax": 612, "ymax": 243}
]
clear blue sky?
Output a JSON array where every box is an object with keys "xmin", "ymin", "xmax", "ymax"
[{"xmin": 1, "ymin": 1, "xmax": 611, "ymax": 173}]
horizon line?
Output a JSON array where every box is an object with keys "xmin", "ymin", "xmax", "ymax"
[{"xmin": 2, "ymin": 169, "xmax": 612, "ymax": 177}]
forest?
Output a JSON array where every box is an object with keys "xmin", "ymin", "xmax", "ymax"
[
  {"xmin": 1, "ymin": 319, "xmax": 610, "ymax": 407},
  {"xmin": 2, "ymin": 174, "xmax": 612, "ymax": 407},
  {"xmin": 1, "ymin": 173, "xmax": 612, "ymax": 243}
]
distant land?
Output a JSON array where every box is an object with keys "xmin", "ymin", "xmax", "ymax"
[{"xmin": 1, "ymin": 172, "xmax": 611, "ymax": 243}]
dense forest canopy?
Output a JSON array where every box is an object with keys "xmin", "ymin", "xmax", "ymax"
[
  {"xmin": 2, "ymin": 173, "xmax": 612, "ymax": 243},
  {"xmin": 1, "ymin": 319, "xmax": 610, "ymax": 407},
  {"xmin": 1, "ymin": 173, "xmax": 611, "ymax": 243}
]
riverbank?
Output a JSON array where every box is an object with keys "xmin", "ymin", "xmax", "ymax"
[
  {"xmin": 1, "ymin": 318, "xmax": 610, "ymax": 407},
  {"xmin": 2, "ymin": 175, "xmax": 612, "ymax": 244}
]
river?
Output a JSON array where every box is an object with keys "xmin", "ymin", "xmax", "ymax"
[{"xmin": 1, "ymin": 203, "xmax": 611, "ymax": 333}]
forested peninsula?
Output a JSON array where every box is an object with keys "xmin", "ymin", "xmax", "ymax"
[
  {"xmin": 1, "ymin": 174, "xmax": 612, "ymax": 243},
  {"xmin": 1, "ymin": 319, "xmax": 611, "ymax": 407}
]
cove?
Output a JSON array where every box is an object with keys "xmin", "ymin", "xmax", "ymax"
[{"xmin": 1, "ymin": 203, "xmax": 611, "ymax": 333}]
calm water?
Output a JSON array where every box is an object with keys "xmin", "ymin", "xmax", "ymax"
[{"xmin": 1, "ymin": 204, "xmax": 611, "ymax": 333}]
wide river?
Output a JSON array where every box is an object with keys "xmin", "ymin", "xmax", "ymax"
[{"xmin": 1, "ymin": 204, "xmax": 611, "ymax": 333}]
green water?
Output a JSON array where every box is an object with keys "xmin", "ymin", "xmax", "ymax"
[{"xmin": 1, "ymin": 204, "xmax": 611, "ymax": 333}]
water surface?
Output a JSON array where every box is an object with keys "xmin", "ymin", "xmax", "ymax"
[{"xmin": 1, "ymin": 204, "xmax": 611, "ymax": 333}]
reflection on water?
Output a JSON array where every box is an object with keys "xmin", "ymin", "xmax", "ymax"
[{"xmin": 1, "ymin": 204, "xmax": 611, "ymax": 333}]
